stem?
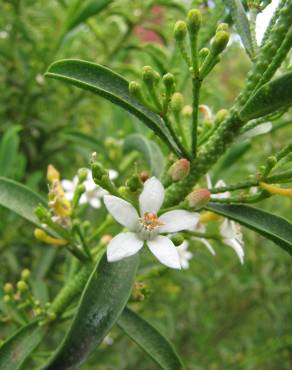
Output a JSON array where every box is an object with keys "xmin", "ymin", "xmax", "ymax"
[
  {"xmin": 163, "ymin": 116, "xmax": 191, "ymax": 160},
  {"xmin": 191, "ymin": 76, "xmax": 201, "ymax": 158},
  {"xmin": 88, "ymin": 216, "xmax": 114, "ymax": 243}
]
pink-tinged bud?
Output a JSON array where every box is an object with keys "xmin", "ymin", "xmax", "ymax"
[
  {"xmin": 186, "ymin": 188, "xmax": 211, "ymax": 209},
  {"xmin": 168, "ymin": 159, "xmax": 190, "ymax": 181}
]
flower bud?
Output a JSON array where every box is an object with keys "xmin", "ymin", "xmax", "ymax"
[
  {"xmin": 126, "ymin": 174, "xmax": 142, "ymax": 192},
  {"xmin": 171, "ymin": 233, "xmax": 185, "ymax": 246},
  {"xmin": 266, "ymin": 156, "xmax": 277, "ymax": 167},
  {"xmin": 78, "ymin": 168, "xmax": 88, "ymax": 183},
  {"xmin": 215, "ymin": 109, "xmax": 228, "ymax": 124},
  {"xmin": 199, "ymin": 47, "xmax": 209, "ymax": 62},
  {"xmin": 216, "ymin": 23, "xmax": 229, "ymax": 32},
  {"xmin": 34, "ymin": 228, "xmax": 68, "ymax": 246},
  {"xmin": 21, "ymin": 269, "xmax": 31, "ymax": 281},
  {"xmin": 4, "ymin": 295, "xmax": 11, "ymax": 303},
  {"xmin": 47, "ymin": 164, "xmax": 60, "ymax": 183},
  {"xmin": 168, "ymin": 158, "xmax": 190, "ymax": 181},
  {"xmin": 182, "ymin": 105, "xmax": 193, "ymax": 117},
  {"xmin": 140, "ymin": 171, "xmax": 149, "ymax": 183},
  {"xmin": 174, "ymin": 20, "xmax": 187, "ymax": 41},
  {"xmin": 211, "ymin": 31, "xmax": 229, "ymax": 55},
  {"xmin": 171, "ymin": 92, "xmax": 184, "ymax": 113},
  {"xmin": 142, "ymin": 66, "xmax": 160, "ymax": 86},
  {"xmin": 186, "ymin": 188, "xmax": 211, "ymax": 209},
  {"xmin": 91, "ymin": 161, "xmax": 107, "ymax": 181},
  {"xmin": 17, "ymin": 280, "xmax": 29, "ymax": 293},
  {"xmin": 187, "ymin": 9, "xmax": 202, "ymax": 35},
  {"xmin": 129, "ymin": 81, "xmax": 143, "ymax": 97},
  {"xmin": 3, "ymin": 283, "xmax": 13, "ymax": 294},
  {"xmin": 162, "ymin": 73, "xmax": 175, "ymax": 94}
]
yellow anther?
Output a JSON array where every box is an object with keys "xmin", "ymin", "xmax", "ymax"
[
  {"xmin": 199, "ymin": 211, "xmax": 221, "ymax": 223},
  {"xmin": 34, "ymin": 228, "xmax": 68, "ymax": 246},
  {"xmin": 47, "ymin": 164, "xmax": 60, "ymax": 183},
  {"xmin": 260, "ymin": 182, "xmax": 292, "ymax": 197}
]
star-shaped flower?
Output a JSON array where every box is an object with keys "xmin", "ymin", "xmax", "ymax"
[
  {"xmin": 104, "ymin": 177, "xmax": 198, "ymax": 269},
  {"xmin": 62, "ymin": 169, "xmax": 118, "ymax": 209}
]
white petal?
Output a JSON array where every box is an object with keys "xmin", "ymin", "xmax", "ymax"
[
  {"xmin": 147, "ymin": 236, "xmax": 181, "ymax": 269},
  {"xmin": 223, "ymin": 238, "xmax": 244, "ymax": 264},
  {"xmin": 104, "ymin": 195, "xmax": 139, "ymax": 230},
  {"xmin": 84, "ymin": 179, "xmax": 97, "ymax": 192},
  {"xmin": 213, "ymin": 179, "xmax": 230, "ymax": 199},
  {"xmin": 238, "ymin": 122, "xmax": 272, "ymax": 140},
  {"xmin": 61, "ymin": 180, "xmax": 75, "ymax": 192},
  {"xmin": 139, "ymin": 177, "xmax": 164, "ymax": 215},
  {"xmin": 159, "ymin": 210, "xmax": 199, "ymax": 233},
  {"xmin": 79, "ymin": 194, "xmax": 88, "ymax": 205},
  {"xmin": 89, "ymin": 197, "xmax": 101, "ymax": 208},
  {"xmin": 107, "ymin": 232, "xmax": 143, "ymax": 262},
  {"xmin": 109, "ymin": 169, "xmax": 118, "ymax": 180},
  {"xmin": 194, "ymin": 237, "xmax": 216, "ymax": 255},
  {"xmin": 220, "ymin": 219, "xmax": 236, "ymax": 239}
]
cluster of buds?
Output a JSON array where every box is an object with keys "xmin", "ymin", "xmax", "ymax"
[
  {"xmin": 130, "ymin": 282, "xmax": 150, "ymax": 302},
  {"xmin": 2, "ymin": 269, "xmax": 55, "ymax": 324}
]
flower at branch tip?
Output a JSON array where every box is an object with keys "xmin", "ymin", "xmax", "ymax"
[
  {"xmin": 103, "ymin": 177, "xmax": 198, "ymax": 269},
  {"xmin": 62, "ymin": 169, "xmax": 118, "ymax": 208},
  {"xmin": 177, "ymin": 241, "xmax": 193, "ymax": 269}
]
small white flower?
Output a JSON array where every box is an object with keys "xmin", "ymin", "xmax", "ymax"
[
  {"xmin": 209, "ymin": 177, "xmax": 245, "ymax": 263},
  {"xmin": 177, "ymin": 241, "xmax": 193, "ymax": 269},
  {"xmin": 62, "ymin": 169, "xmax": 118, "ymax": 209},
  {"xmin": 0, "ymin": 31, "xmax": 8, "ymax": 39},
  {"xmin": 104, "ymin": 177, "xmax": 198, "ymax": 269}
]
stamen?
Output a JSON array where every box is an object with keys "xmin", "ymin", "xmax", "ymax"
[{"xmin": 138, "ymin": 212, "xmax": 164, "ymax": 231}]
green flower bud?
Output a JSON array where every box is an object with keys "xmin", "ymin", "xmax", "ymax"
[
  {"xmin": 168, "ymin": 158, "xmax": 190, "ymax": 181},
  {"xmin": 267, "ymin": 156, "xmax": 277, "ymax": 167},
  {"xmin": 4, "ymin": 295, "xmax": 11, "ymax": 303},
  {"xmin": 162, "ymin": 73, "xmax": 175, "ymax": 94},
  {"xmin": 3, "ymin": 283, "xmax": 14, "ymax": 294},
  {"xmin": 171, "ymin": 233, "xmax": 185, "ymax": 246},
  {"xmin": 211, "ymin": 31, "xmax": 230, "ymax": 55},
  {"xmin": 129, "ymin": 81, "xmax": 142, "ymax": 96},
  {"xmin": 78, "ymin": 168, "xmax": 88, "ymax": 183},
  {"xmin": 91, "ymin": 161, "xmax": 107, "ymax": 181},
  {"xmin": 216, "ymin": 23, "xmax": 229, "ymax": 32},
  {"xmin": 171, "ymin": 92, "xmax": 184, "ymax": 113},
  {"xmin": 126, "ymin": 174, "xmax": 142, "ymax": 192},
  {"xmin": 35, "ymin": 205, "xmax": 51, "ymax": 223},
  {"xmin": 187, "ymin": 9, "xmax": 202, "ymax": 35},
  {"xmin": 174, "ymin": 20, "xmax": 187, "ymax": 41},
  {"xmin": 17, "ymin": 280, "xmax": 29, "ymax": 293},
  {"xmin": 199, "ymin": 47, "xmax": 209, "ymax": 62},
  {"xmin": 142, "ymin": 66, "xmax": 159, "ymax": 86},
  {"xmin": 186, "ymin": 188, "xmax": 211, "ymax": 209},
  {"xmin": 214, "ymin": 109, "xmax": 228, "ymax": 124},
  {"xmin": 182, "ymin": 105, "xmax": 193, "ymax": 118},
  {"xmin": 21, "ymin": 269, "xmax": 31, "ymax": 281}
]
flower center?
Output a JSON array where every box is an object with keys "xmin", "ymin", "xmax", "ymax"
[{"xmin": 137, "ymin": 212, "xmax": 164, "ymax": 240}]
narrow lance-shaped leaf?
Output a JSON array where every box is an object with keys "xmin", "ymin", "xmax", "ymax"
[
  {"xmin": 239, "ymin": 72, "xmax": 292, "ymax": 121},
  {"xmin": 64, "ymin": 0, "xmax": 113, "ymax": 34},
  {"xmin": 45, "ymin": 59, "xmax": 183, "ymax": 157},
  {"xmin": 206, "ymin": 203, "xmax": 292, "ymax": 255},
  {"xmin": 118, "ymin": 308, "xmax": 184, "ymax": 370},
  {"xmin": 0, "ymin": 177, "xmax": 46, "ymax": 227},
  {"xmin": 223, "ymin": 0, "xmax": 255, "ymax": 59},
  {"xmin": 43, "ymin": 254, "xmax": 139, "ymax": 370},
  {"xmin": 0, "ymin": 321, "xmax": 47, "ymax": 370}
]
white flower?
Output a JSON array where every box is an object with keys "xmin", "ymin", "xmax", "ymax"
[
  {"xmin": 220, "ymin": 218, "xmax": 244, "ymax": 264},
  {"xmin": 62, "ymin": 169, "xmax": 118, "ymax": 209},
  {"xmin": 104, "ymin": 177, "xmax": 198, "ymax": 269},
  {"xmin": 209, "ymin": 177, "xmax": 245, "ymax": 263},
  {"xmin": 177, "ymin": 241, "xmax": 193, "ymax": 269}
]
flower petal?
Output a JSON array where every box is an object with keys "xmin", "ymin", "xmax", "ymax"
[
  {"xmin": 147, "ymin": 235, "xmax": 181, "ymax": 269},
  {"xmin": 159, "ymin": 210, "xmax": 199, "ymax": 233},
  {"xmin": 194, "ymin": 237, "xmax": 216, "ymax": 255},
  {"xmin": 139, "ymin": 177, "xmax": 164, "ymax": 215},
  {"xmin": 109, "ymin": 169, "xmax": 118, "ymax": 180},
  {"xmin": 61, "ymin": 179, "xmax": 75, "ymax": 192},
  {"xmin": 89, "ymin": 197, "xmax": 101, "ymax": 208},
  {"xmin": 104, "ymin": 195, "xmax": 139, "ymax": 230},
  {"xmin": 223, "ymin": 238, "xmax": 244, "ymax": 264},
  {"xmin": 107, "ymin": 232, "xmax": 144, "ymax": 262}
]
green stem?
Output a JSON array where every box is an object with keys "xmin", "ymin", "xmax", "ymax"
[
  {"xmin": 191, "ymin": 76, "xmax": 201, "ymax": 158},
  {"xmin": 88, "ymin": 216, "xmax": 114, "ymax": 243},
  {"xmin": 163, "ymin": 116, "xmax": 191, "ymax": 159}
]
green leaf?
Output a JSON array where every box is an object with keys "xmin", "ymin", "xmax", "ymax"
[
  {"xmin": 64, "ymin": 0, "xmax": 112, "ymax": 34},
  {"xmin": 0, "ymin": 125, "xmax": 21, "ymax": 177},
  {"xmin": 0, "ymin": 177, "xmax": 46, "ymax": 227},
  {"xmin": 223, "ymin": 0, "xmax": 255, "ymax": 59},
  {"xmin": 123, "ymin": 134, "xmax": 165, "ymax": 177},
  {"xmin": 0, "ymin": 321, "xmax": 47, "ymax": 370},
  {"xmin": 45, "ymin": 59, "xmax": 183, "ymax": 157},
  {"xmin": 44, "ymin": 254, "xmax": 139, "ymax": 370},
  {"xmin": 239, "ymin": 72, "xmax": 292, "ymax": 121},
  {"xmin": 206, "ymin": 203, "xmax": 292, "ymax": 255},
  {"xmin": 118, "ymin": 308, "xmax": 184, "ymax": 370}
]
